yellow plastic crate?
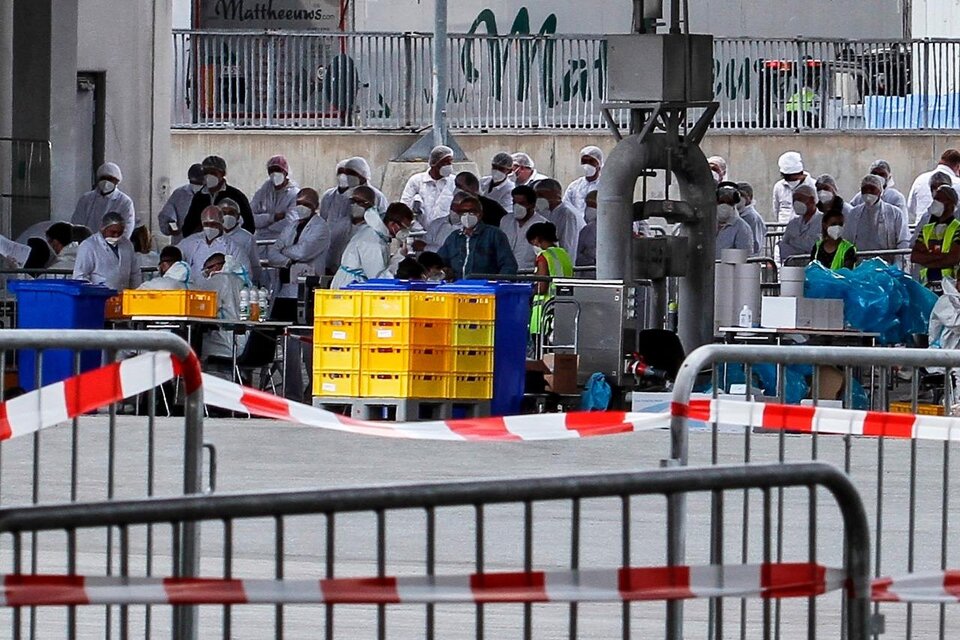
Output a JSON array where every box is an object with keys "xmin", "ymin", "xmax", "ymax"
[
  {"xmin": 314, "ymin": 371, "xmax": 361, "ymax": 397},
  {"xmin": 314, "ymin": 345, "xmax": 361, "ymax": 372},
  {"xmin": 315, "ymin": 290, "xmax": 362, "ymax": 318},
  {"xmin": 362, "ymin": 319, "xmax": 410, "ymax": 345},
  {"xmin": 362, "ymin": 291, "xmax": 411, "ymax": 319},
  {"xmin": 411, "ymin": 320, "xmax": 451, "ymax": 345},
  {"xmin": 360, "ymin": 346, "xmax": 450, "ymax": 373},
  {"xmin": 104, "ymin": 295, "xmax": 124, "ymax": 320},
  {"xmin": 360, "ymin": 372, "xmax": 448, "ymax": 398},
  {"xmin": 314, "ymin": 318, "xmax": 362, "ymax": 346},
  {"xmin": 451, "ymin": 374, "xmax": 493, "ymax": 399},
  {"xmin": 411, "ymin": 292, "xmax": 453, "ymax": 320},
  {"xmin": 889, "ymin": 402, "xmax": 945, "ymax": 416},
  {"xmin": 451, "ymin": 293, "xmax": 496, "ymax": 322},
  {"xmin": 451, "ymin": 322, "xmax": 495, "ymax": 347},
  {"xmin": 451, "ymin": 347, "xmax": 494, "ymax": 373},
  {"xmin": 121, "ymin": 289, "xmax": 217, "ymax": 318}
]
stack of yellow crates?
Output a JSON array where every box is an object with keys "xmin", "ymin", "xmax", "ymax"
[
  {"xmin": 312, "ymin": 287, "xmax": 497, "ymax": 400},
  {"xmin": 313, "ymin": 290, "xmax": 363, "ymax": 397},
  {"xmin": 447, "ymin": 292, "xmax": 496, "ymax": 400}
]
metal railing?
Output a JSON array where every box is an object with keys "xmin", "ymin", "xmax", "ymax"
[
  {"xmin": 668, "ymin": 344, "xmax": 960, "ymax": 639},
  {"xmin": 0, "ymin": 462, "xmax": 870, "ymax": 639},
  {"xmin": 172, "ymin": 31, "xmax": 960, "ymax": 131}
]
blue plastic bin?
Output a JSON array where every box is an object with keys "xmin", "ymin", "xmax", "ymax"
[
  {"xmin": 438, "ymin": 280, "xmax": 532, "ymax": 416},
  {"xmin": 344, "ymin": 279, "xmax": 439, "ymax": 291},
  {"xmin": 8, "ymin": 280, "xmax": 117, "ymax": 390}
]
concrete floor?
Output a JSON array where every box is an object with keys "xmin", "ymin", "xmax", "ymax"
[{"xmin": 0, "ymin": 415, "xmax": 957, "ymax": 638}]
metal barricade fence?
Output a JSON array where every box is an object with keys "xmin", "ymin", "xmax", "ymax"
[
  {"xmin": 0, "ymin": 462, "xmax": 869, "ymax": 640},
  {"xmin": 0, "ymin": 330, "xmax": 206, "ymax": 638},
  {"xmin": 172, "ymin": 31, "xmax": 960, "ymax": 131},
  {"xmin": 668, "ymin": 344, "xmax": 960, "ymax": 639}
]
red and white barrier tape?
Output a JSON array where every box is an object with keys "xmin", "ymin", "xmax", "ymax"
[
  {"xmin": 873, "ymin": 571, "xmax": 960, "ymax": 603},
  {"xmin": 0, "ymin": 563, "xmax": 842, "ymax": 607},
  {"xmin": 676, "ymin": 398, "xmax": 960, "ymax": 441},
  {"xmin": 6, "ymin": 352, "xmax": 960, "ymax": 444}
]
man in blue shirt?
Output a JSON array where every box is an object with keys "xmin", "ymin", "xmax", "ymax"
[{"xmin": 438, "ymin": 194, "xmax": 518, "ymax": 279}]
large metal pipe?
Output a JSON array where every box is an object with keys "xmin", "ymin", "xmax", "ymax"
[
  {"xmin": 596, "ymin": 132, "xmax": 716, "ymax": 352},
  {"xmin": 432, "ymin": 0, "xmax": 448, "ymax": 148}
]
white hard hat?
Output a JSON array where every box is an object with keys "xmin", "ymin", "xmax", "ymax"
[{"xmin": 778, "ymin": 151, "xmax": 803, "ymax": 174}]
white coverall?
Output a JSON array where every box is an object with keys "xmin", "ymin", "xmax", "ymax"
[
  {"xmin": 71, "ymin": 189, "xmax": 136, "ymax": 239},
  {"xmin": 72, "ymin": 234, "xmax": 141, "ymax": 290},
  {"xmin": 330, "ymin": 210, "xmax": 396, "ymax": 290}
]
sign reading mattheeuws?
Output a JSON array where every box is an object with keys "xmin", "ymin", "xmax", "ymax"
[{"xmin": 195, "ymin": 0, "xmax": 345, "ymax": 30}]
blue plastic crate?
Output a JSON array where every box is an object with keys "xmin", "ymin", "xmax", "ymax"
[
  {"xmin": 438, "ymin": 281, "xmax": 532, "ymax": 416},
  {"xmin": 8, "ymin": 280, "xmax": 117, "ymax": 390}
]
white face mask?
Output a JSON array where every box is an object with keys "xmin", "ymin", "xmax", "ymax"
[
  {"xmin": 861, "ymin": 193, "xmax": 879, "ymax": 206},
  {"xmin": 581, "ymin": 163, "xmax": 598, "ymax": 178},
  {"xmin": 584, "ymin": 207, "xmax": 598, "ymax": 223},
  {"xmin": 294, "ymin": 204, "xmax": 313, "ymax": 220},
  {"xmin": 222, "ymin": 214, "xmax": 238, "ymax": 231},
  {"xmin": 202, "ymin": 226, "xmax": 220, "ymax": 242},
  {"xmin": 826, "ymin": 225, "xmax": 843, "ymax": 240},
  {"xmin": 103, "ymin": 236, "xmax": 120, "ymax": 247},
  {"xmin": 817, "ymin": 190, "xmax": 834, "ymax": 205},
  {"xmin": 98, "ymin": 180, "xmax": 116, "ymax": 195},
  {"xmin": 270, "ymin": 172, "xmax": 286, "ymax": 187},
  {"xmin": 535, "ymin": 197, "xmax": 550, "ymax": 212},
  {"xmin": 438, "ymin": 164, "xmax": 453, "ymax": 178},
  {"xmin": 350, "ymin": 203, "xmax": 367, "ymax": 220},
  {"xmin": 449, "ymin": 211, "xmax": 462, "ymax": 226},
  {"xmin": 929, "ymin": 201, "xmax": 946, "ymax": 219},
  {"xmin": 717, "ymin": 203, "xmax": 736, "ymax": 223},
  {"xmin": 513, "ymin": 204, "xmax": 529, "ymax": 220},
  {"xmin": 785, "ymin": 179, "xmax": 802, "ymax": 189},
  {"xmin": 461, "ymin": 213, "xmax": 479, "ymax": 229},
  {"xmin": 190, "ymin": 182, "xmax": 203, "ymax": 194},
  {"xmin": 793, "ymin": 201, "xmax": 809, "ymax": 217},
  {"xmin": 204, "ymin": 174, "xmax": 221, "ymax": 190},
  {"xmin": 337, "ymin": 174, "xmax": 350, "ymax": 190}
]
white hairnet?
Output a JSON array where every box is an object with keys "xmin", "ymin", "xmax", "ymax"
[
  {"xmin": 429, "ymin": 145, "xmax": 454, "ymax": 166},
  {"xmin": 97, "ymin": 162, "xmax": 122, "ymax": 182},
  {"xmin": 861, "ymin": 174, "xmax": 885, "ymax": 191},
  {"xmin": 815, "ymin": 174, "xmax": 838, "ymax": 189},
  {"xmin": 707, "ymin": 156, "xmax": 727, "ymax": 174},
  {"xmin": 512, "ymin": 152, "xmax": 535, "ymax": 169},
  {"xmin": 870, "ymin": 159, "xmax": 892, "ymax": 174},
  {"xmin": 794, "ymin": 184, "xmax": 817, "ymax": 199},
  {"xmin": 492, "ymin": 152, "xmax": 514, "ymax": 169},
  {"xmin": 580, "ymin": 146, "xmax": 604, "ymax": 165},
  {"xmin": 344, "ymin": 156, "xmax": 372, "ymax": 180},
  {"xmin": 778, "ymin": 151, "xmax": 804, "ymax": 174},
  {"xmin": 100, "ymin": 211, "xmax": 125, "ymax": 229}
]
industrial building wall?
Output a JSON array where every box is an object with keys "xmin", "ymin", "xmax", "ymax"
[{"xmin": 355, "ymin": 0, "xmax": 906, "ymax": 39}]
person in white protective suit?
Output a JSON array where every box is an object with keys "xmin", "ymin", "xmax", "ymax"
[
  {"xmin": 137, "ymin": 246, "xmax": 191, "ymax": 291},
  {"xmin": 266, "ymin": 187, "xmax": 330, "ymax": 321},
  {"xmin": 199, "ymin": 252, "xmax": 250, "ymax": 362},
  {"xmin": 400, "ymin": 145, "xmax": 457, "ymax": 225},
  {"xmin": 480, "ymin": 151, "xmax": 517, "ymax": 211},
  {"xmin": 562, "ymin": 145, "xmax": 604, "ymax": 224},
  {"xmin": 71, "ymin": 162, "xmax": 136, "ymax": 238},
  {"xmin": 330, "ymin": 195, "xmax": 414, "ymax": 290},
  {"xmin": 72, "ymin": 211, "xmax": 141, "ymax": 290},
  {"xmin": 321, "ymin": 156, "xmax": 388, "ymax": 274},
  {"xmin": 158, "ymin": 163, "xmax": 204, "ymax": 245},
  {"xmin": 220, "ymin": 198, "xmax": 261, "ymax": 286},
  {"xmin": 178, "ymin": 205, "xmax": 249, "ymax": 284},
  {"xmin": 250, "ymin": 154, "xmax": 300, "ymax": 244},
  {"xmin": 926, "ymin": 277, "xmax": 960, "ymax": 409}
]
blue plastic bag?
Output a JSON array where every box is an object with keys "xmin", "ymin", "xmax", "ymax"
[
  {"xmin": 805, "ymin": 259, "xmax": 936, "ymax": 344},
  {"xmin": 580, "ymin": 372, "xmax": 612, "ymax": 411}
]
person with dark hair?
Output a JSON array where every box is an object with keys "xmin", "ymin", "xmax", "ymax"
[
  {"xmin": 454, "ymin": 171, "xmax": 508, "ymax": 228},
  {"xmin": 24, "ymin": 238, "xmax": 52, "ymax": 272},
  {"xmin": 526, "ymin": 221, "xmax": 573, "ymax": 335},
  {"xmin": 72, "ymin": 225, "xmax": 93, "ymax": 244},
  {"xmin": 182, "ymin": 155, "xmax": 254, "ymax": 237},
  {"xmin": 395, "ymin": 257, "xmax": 425, "ymax": 280},
  {"xmin": 502, "ymin": 184, "xmax": 547, "ymax": 270},
  {"xmin": 811, "ymin": 209, "xmax": 857, "ymax": 271},
  {"xmin": 131, "ymin": 226, "xmax": 159, "ymax": 272},
  {"xmin": 137, "ymin": 245, "xmax": 191, "ymax": 290},
  {"xmin": 45, "ymin": 222, "xmax": 77, "ymax": 270},
  {"xmin": 159, "ymin": 245, "xmax": 183, "ymax": 272},
  {"xmin": 418, "ymin": 251, "xmax": 446, "ymax": 281},
  {"xmin": 331, "ymin": 201, "xmax": 414, "ymax": 289},
  {"xmin": 715, "ymin": 181, "xmax": 755, "ymax": 258},
  {"xmin": 913, "ymin": 184, "xmax": 960, "ymax": 293},
  {"xmin": 438, "ymin": 194, "xmax": 517, "ymax": 279},
  {"xmin": 735, "ymin": 182, "xmax": 767, "ymax": 256}
]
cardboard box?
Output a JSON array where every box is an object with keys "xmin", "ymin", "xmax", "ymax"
[
  {"xmin": 761, "ymin": 297, "xmax": 844, "ymax": 330},
  {"xmin": 541, "ymin": 354, "xmax": 579, "ymax": 395}
]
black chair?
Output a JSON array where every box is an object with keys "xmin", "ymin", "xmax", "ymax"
[{"xmin": 208, "ymin": 327, "xmax": 283, "ymax": 392}]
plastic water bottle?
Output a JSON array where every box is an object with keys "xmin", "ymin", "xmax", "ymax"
[
  {"xmin": 239, "ymin": 288, "xmax": 250, "ymax": 321},
  {"xmin": 738, "ymin": 304, "xmax": 753, "ymax": 328},
  {"xmin": 258, "ymin": 288, "xmax": 269, "ymax": 321}
]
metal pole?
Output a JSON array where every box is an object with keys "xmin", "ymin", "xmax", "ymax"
[{"xmin": 432, "ymin": 0, "xmax": 448, "ymax": 147}]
